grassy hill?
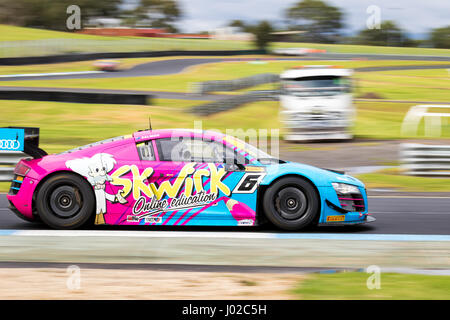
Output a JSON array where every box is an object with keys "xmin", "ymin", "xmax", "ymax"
[
  {"xmin": 0, "ymin": 24, "xmax": 449, "ymax": 57},
  {"xmin": 0, "ymin": 25, "xmax": 116, "ymax": 41}
]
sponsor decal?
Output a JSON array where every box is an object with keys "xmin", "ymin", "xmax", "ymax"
[
  {"xmin": 245, "ymin": 166, "xmax": 266, "ymax": 172},
  {"xmin": 0, "ymin": 128, "xmax": 24, "ymax": 151},
  {"xmin": 66, "ymin": 153, "xmax": 127, "ymax": 225},
  {"xmin": 232, "ymin": 173, "xmax": 266, "ymax": 194},
  {"xmin": 237, "ymin": 219, "xmax": 254, "ymax": 226},
  {"xmin": 135, "ymin": 134, "xmax": 160, "ymax": 141},
  {"xmin": 326, "ymin": 215, "xmax": 346, "ymax": 222},
  {"xmin": 145, "ymin": 216, "xmax": 162, "ymax": 224},
  {"xmin": 110, "ymin": 162, "xmax": 230, "ymax": 202},
  {"xmin": 67, "ymin": 153, "xmax": 259, "ymax": 226}
]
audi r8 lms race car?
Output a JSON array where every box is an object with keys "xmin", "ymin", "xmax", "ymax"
[{"xmin": 6, "ymin": 127, "xmax": 374, "ymax": 230}]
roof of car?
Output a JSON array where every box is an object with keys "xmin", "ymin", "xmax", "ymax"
[{"xmin": 133, "ymin": 129, "xmax": 227, "ymax": 142}]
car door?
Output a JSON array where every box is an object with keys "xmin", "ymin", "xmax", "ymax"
[
  {"xmin": 138, "ymin": 135, "xmax": 265, "ymax": 226},
  {"xmin": 100, "ymin": 140, "xmax": 143, "ymax": 225}
]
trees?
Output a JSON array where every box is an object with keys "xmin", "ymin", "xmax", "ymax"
[
  {"xmin": 0, "ymin": 0, "xmax": 121, "ymax": 30},
  {"xmin": 228, "ymin": 20, "xmax": 247, "ymax": 32},
  {"xmin": 124, "ymin": 0, "xmax": 182, "ymax": 32},
  {"xmin": 429, "ymin": 26, "xmax": 450, "ymax": 49},
  {"xmin": 356, "ymin": 20, "xmax": 409, "ymax": 46},
  {"xmin": 253, "ymin": 21, "xmax": 274, "ymax": 51},
  {"xmin": 0, "ymin": 0, "xmax": 183, "ymax": 32},
  {"xmin": 285, "ymin": 0, "xmax": 343, "ymax": 43}
]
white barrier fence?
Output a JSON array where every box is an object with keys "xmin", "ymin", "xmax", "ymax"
[
  {"xmin": 401, "ymin": 104, "xmax": 450, "ymax": 137},
  {"xmin": 191, "ymin": 73, "xmax": 279, "ymax": 94},
  {"xmin": 0, "ymin": 152, "xmax": 25, "ymax": 182},
  {"xmin": 400, "ymin": 143, "xmax": 450, "ymax": 176}
]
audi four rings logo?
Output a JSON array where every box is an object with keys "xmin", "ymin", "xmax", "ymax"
[{"xmin": 0, "ymin": 139, "xmax": 21, "ymax": 150}]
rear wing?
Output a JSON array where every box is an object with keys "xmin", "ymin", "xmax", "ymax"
[{"xmin": 0, "ymin": 127, "xmax": 47, "ymax": 158}]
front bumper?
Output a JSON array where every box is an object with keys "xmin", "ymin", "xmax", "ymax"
[
  {"xmin": 318, "ymin": 185, "xmax": 370, "ymax": 225},
  {"xmin": 284, "ymin": 131, "xmax": 352, "ymax": 141},
  {"xmin": 318, "ymin": 215, "xmax": 375, "ymax": 226}
]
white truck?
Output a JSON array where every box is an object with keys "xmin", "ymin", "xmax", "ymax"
[{"xmin": 279, "ymin": 65, "xmax": 354, "ymax": 141}]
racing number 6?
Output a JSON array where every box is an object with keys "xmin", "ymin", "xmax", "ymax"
[{"xmin": 233, "ymin": 173, "xmax": 265, "ymax": 194}]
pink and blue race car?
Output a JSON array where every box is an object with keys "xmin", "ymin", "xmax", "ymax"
[{"xmin": 5, "ymin": 127, "xmax": 374, "ymax": 230}]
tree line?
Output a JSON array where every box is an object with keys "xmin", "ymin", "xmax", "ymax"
[{"xmin": 0, "ymin": 0, "xmax": 448, "ymax": 49}]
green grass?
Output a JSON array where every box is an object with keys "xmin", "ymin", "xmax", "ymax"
[
  {"xmin": 355, "ymin": 167, "xmax": 450, "ymax": 192},
  {"xmin": 0, "ymin": 25, "xmax": 115, "ymax": 41},
  {"xmin": 1, "ymin": 59, "xmax": 447, "ymax": 99},
  {"xmin": 354, "ymin": 101, "xmax": 450, "ymax": 140},
  {"xmin": 0, "ymin": 99, "xmax": 447, "ymax": 152},
  {"xmin": 292, "ymin": 272, "xmax": 450, "ymax": 300},
  {"xmin": 0, "ymin": 25, "xmax": 255, "ymax": 57},
  {"xmin": 0, "ymin": 99, "xmax": 281, "ymax": 154},
  {"xmin": 0, "ymin": 182, "xmax": 10, "ymax": 193},
  {"xmin": 1, "ymin": 25, "xmax": 450, "ymax": 57},
  {"xmin": 355, "ymin": 68, "xmax": 450, "ymax": 101},
  {"xmin": 273, "ymin": 41, "xmax": 450, "ymax": 57}
]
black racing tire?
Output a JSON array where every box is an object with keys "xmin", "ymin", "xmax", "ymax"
[
  {"xmin": 263, "ymin": 176, "xmax": 320, "ymax": 231},
  {"xmin": 35, "ymin": 173, "xmax": 95, "ymax": 229}
]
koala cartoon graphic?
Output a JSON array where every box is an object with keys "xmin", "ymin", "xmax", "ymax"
[{"xmin": 66, "ymin": 153, "xmax": 127, "ymax": 225}]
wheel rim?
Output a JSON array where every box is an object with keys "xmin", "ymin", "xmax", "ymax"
[
  {"xmin": 274, "ymin": 187, "xmax": 308, "ymax": 220},
  {"xmin": 49, "ymin": 185, "xmax": 83, "ymax": 218}
]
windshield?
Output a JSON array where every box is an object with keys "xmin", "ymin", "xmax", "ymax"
[{"xmin": 282, "ymin": 75, "xmax": 351, "ymax": 96}]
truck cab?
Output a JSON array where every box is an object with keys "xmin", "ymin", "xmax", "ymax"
[{"xmin": 279, "ymin": 65, "xmax": 354, "ymax": 141}]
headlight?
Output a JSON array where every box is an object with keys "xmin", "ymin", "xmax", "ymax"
[{"xmin": 332, "ymin": 182, "xmax": 360, "ymax": 194}]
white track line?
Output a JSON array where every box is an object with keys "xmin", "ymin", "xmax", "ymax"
[
  {"xmin": 0, "ymin": 229, "xmax": 449, "ymax": 242},
  {"xmin": 0, "ymin": 71, "xmax": 105, "ymax": 78}
]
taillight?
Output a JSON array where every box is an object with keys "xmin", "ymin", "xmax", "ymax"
[{"xmin": 14, "ymin": 162, "xmax": 30, "ymax": 176}]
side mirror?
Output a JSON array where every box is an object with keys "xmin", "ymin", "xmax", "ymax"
[{"xmin": 224, "ymin": 158, "xmax": 245, "ymax": 171}]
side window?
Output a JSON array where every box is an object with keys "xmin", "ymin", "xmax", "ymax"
[
  {"xmin": 157, "ymin": 138, "xmax": 187, "ymax": 161},
  {"xmin": 156, "ymin": 138, "xmax": 242, "ymax": 163},
  {"xmin": 136, "ymin": 141, "xmax": 155, "ymax": 161}
]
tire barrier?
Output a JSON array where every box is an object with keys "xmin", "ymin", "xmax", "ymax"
[
  {"xmin": 191, "ymin": 73, "xmax": 280, "ymax": 94},
  {"xmin": 0, "ymin": 87, "xmax": 151, "ymax": 105},
  {"xmin": 190, "ymin": 90, "xmax": 279, "ymax": 116},
  {"xmin": 0, "ymin": 151, "xmax": 25, "ymax": 182},
  {"xmin": 0, "ymin": 49, "xmax": 265, "ymax": 66},
  {"xmin": 400, "ymin": 143, "xmax": 450, "ymax": 176}
]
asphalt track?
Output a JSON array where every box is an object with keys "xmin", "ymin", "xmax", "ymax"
[
  {"xmin": 0, "ymin": 261, "xmax": 360, "ymax": 274},
  {"xmin": 1, "ymin": 54, "xmax": 449, "ymax": 82},
  {"xmin": 1, "ymin": 194, "xmax": 449, "ymax": 235}
]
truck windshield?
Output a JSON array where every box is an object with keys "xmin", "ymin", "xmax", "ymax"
[{"xmin": 282, "ymin": 75, "xmax": 351, "ymax": 96}]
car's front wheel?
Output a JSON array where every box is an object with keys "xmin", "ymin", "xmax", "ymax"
[
  {"xmin": 263, "ymin": 176, "xmax": 320, "ymax": 231},
  {"xmin": 36, "ymin": 173, "xmax": 95, "ymax": 229}
]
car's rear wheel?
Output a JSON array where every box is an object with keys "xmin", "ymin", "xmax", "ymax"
[
  {"xmin": 263, "ymin": 176, "xmax": 320, "ymax": 231},
  {"xmin": 36, "ymin": 173, "xmax": 95, "ymax": 229}
]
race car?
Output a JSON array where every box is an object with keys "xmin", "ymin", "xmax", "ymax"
[
  {"xmin": 6, "ymin": 127, "xmax": 374, "ymax": 230},
  {"xmin": 272, "ymin": 48, "xmax": 327, "ymax": 56},
  {"xmin": 93, "ymin": 59, "xmax": 120, "ymax": 72}
]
